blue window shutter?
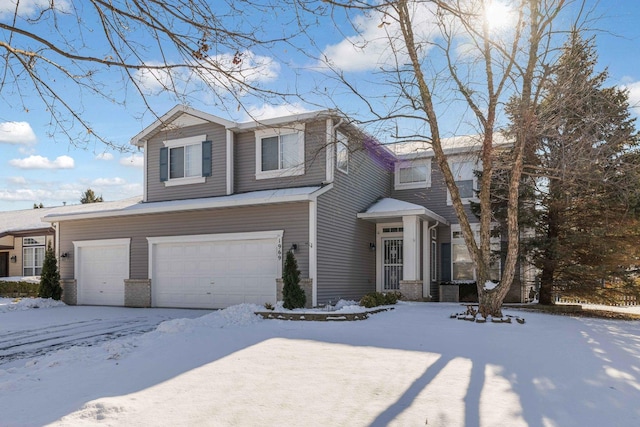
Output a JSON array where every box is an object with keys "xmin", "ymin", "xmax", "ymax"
[
  {"xmin": 202, "ymin": 140, "xmax": 212, "ymax": 177},
  {"xmin": 159, "ymin": 147, "xmax": 168, "ymax": 182}
]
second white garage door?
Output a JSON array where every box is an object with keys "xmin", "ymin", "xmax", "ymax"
[{"xmin": 149, "ymin": 231, "xmax": 282, "ymax": 309}]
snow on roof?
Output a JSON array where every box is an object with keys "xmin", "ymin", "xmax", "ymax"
[
  {"xmin": 365, "ymin": 198, "xmax": 429, "ymax": 214},
  {"xmin": 43, "ymin": 186, "xmax": 326, "ymax": 222},
  {"xmin": 387, "ymin": 133, "xmax": 511, "ymax": 159},
  {"xmin": 0, "ymin": 197, "xmax": 143, "ymax": 235},
  {"xmin": 358, "ymin": 198, "xmax": 449, "ymax": 225}
]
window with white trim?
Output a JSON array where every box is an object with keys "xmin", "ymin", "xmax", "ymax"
[
  {"xmin": 160, "ymin": 135, "xmax": 211, "ymax": 186},
  {"xmin": 23, "ymin": 236, "xmax": 45, "ymax": 276},
  {"xmin": 395, "ymin": 159, "xmax": 431, "ymax": 190},
  {"xmin": 451, "ymin": 225, "xmax": 501, "ymax": 282},
  {"xmin": 447, "ymin": 158, "xmax": 478, "ymax": 204},
  {"xmin": 255, "ymin": 124, "xmax": 305, "ymax": 179},
  {"xmin": 336, "ymin": 131, "xmax": 349, "ymax": 174}
]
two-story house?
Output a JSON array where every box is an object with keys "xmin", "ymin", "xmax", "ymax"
[{"xmin": 43, "ymin": 105, "xmax": 528, "ymax": 309}]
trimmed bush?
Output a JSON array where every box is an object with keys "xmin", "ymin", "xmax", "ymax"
[
  {"xmin": 0, "ymin": 280, "xmax": 39, "ymax": 298},
  {"xmin": 38, "ymin": 242, "xmax": 62, "ymax": 300},
  {"xmin": 384, "ymin": 291, "xmax": 401, "ymax": 305},
  {"xmin": 282, "ymin": 251, "xmax": 306, "ymax": 309},
  {"xmin": 359, "ymin": 291, "xmax": 401, "ymax": 308}
]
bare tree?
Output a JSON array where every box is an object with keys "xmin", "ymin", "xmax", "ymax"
[
  {"xmin": 293, "ymin": 0, "xmax": 569, "ymax": 317},
  {"xmin": 0, "ymin": 0, "xmax": 302, "ymax": 150}
]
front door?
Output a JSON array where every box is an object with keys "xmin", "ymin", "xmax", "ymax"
[
  {"xmin": 382, "ymin": 238, "xmax": 403, "ymax": 290},
  {"xmin": 0, "ymin": 252, "xmax": 8, "ymax": 277}
]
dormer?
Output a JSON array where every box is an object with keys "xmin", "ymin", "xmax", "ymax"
[{"xmin": 130, "ymin": 105, "xmax": 236, "ymax": 203}]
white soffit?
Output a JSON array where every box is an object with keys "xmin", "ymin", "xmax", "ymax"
[{"xmin": 160, "ymin": 113, "xmax": 208, "ymax": 130}]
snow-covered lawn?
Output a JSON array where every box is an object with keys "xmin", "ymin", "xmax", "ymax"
[{"xmin": 1, "ymin": 301, "xmax": 639, "ymax": 427}]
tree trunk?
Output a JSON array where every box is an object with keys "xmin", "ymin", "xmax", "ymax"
[
  {"xmin": 538, "ymin": 203, "xmax": 560, "ymax": 305},
  {"xmin": 479, "ymin": 290, "xmax": 506, "ymax": 318}
]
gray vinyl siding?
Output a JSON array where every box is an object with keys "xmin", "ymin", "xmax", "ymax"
[
  {"xmin": 235, "ymin": 120, "xmax": 327, "ymax": 193},
  {"xmin": 57, "ymin": 202, "xmax": 310, "ymax": 280},
  {"xmin": 391, "ymin": 158, "xmax": 478, "ymax": 224},
  {"xmin": 316, "ymin": 129, "xmax": 392, "ymax": 304},
  {"xmin": 146, "ymin": 123, "xmax": 227, "ymax": 202}
]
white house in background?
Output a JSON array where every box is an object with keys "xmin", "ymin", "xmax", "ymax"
[{"xmin": 0, "ymin": 207, "xmax": 57, "ymax": 279}]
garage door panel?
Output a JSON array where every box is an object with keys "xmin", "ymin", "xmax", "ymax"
[
  {"xmin": 152, "ymin": 236, "xmax": 279, "ymax": 309},
  {"xmin": 77, "ymin": 243, "xmax": 128, "ymax": 306}
]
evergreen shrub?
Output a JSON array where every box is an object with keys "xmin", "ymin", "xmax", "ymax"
[
  {"xmin": 282, "ymin": 251, "xmax": 306, "ymax": 309},
  {"xmin": 38, "ymin": 243, "xmax": 62, "ymax": 300}
]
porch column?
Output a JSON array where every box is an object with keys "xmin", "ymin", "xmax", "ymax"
[
  {"xmin": 423, "ymin": 221, "xmax": 430, "ymax": 298},
  {"xmin": 402, "ymin": 215, "xmax": 420, "ymax": 281}
]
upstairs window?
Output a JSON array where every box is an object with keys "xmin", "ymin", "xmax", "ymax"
[
  {"xmin": 448, "ymin": 158, "xmax": 478, "ymax": 204},
  {"xmin": 336, "ymin": 131, "xmax": 349, "ymax": 174},
  {"xmin": 23, "ymin": 236, "xmax": 45, "ymax": 276},
  {"xmin": 451, "ymin": 225, "xmax": 501, "ymax": 282},
  {"xmin": 160, "ymin": 135, "xmax": 211, "ymax": 186},
  {"xmin": 395, "ymin": 159, "xmax": 431, "ymax": 190},
  {"xmin": 255, "ymin": 124, "xmax": 305, "ymax": 179}
]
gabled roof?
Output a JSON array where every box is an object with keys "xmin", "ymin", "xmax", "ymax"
[
  {"xmin": 357, "ymin": 198, "xmax": 449, "ymax": 225},
  {"xmin": 130, "ymin": 105, "xmax": 339, "ymax": 147},
  {"xmin": 130, "ymin": 105, "xmax": 236, "ymax": 147}
]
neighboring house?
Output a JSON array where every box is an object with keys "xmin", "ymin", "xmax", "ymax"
[
  {"xmin": 0, "ymin": 208, "xmax": 56, "ymax": 279},
  {"xmin": 43, "ymin": 105, "xmax": 530, "ymax": 309}
]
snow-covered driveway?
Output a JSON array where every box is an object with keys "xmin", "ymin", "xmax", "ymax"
[
  {"xmin": 1, "ymin": 301, "xmax": 640, "ymax": 426},
  {"xmin": 0, "ymin": 303, "xmax": 209, "ymax": 368}
]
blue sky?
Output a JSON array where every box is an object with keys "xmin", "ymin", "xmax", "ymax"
[{"xmin": 0, "ymin": 0, "xmax": 639, "ymax": 211}]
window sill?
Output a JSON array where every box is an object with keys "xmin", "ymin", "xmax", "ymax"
[
  {"xmin": 447, "ymin": 197, "xmax": 478, "ymax": 205},
  {"xmin": 256, "ymin": 166, "xmax": 304, "ymax": 180},
  {"xmin": 395, "ymin": 182, "xmax": 430, "ymax": 190},
  {"xmin": 164, "ymin": 176, "xmax": 206, "ymax": 187}
]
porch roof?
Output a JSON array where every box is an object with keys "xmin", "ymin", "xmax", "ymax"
[{"xmin": 357, "ymin": 198, "xmax": 449, "ymax": 225}]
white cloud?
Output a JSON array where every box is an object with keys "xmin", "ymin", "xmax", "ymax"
[
  {"xmin": 9, "ymin": 155, "xmax": 75, "ymax": 169},
  {"xmin": 320, "ymin": 3, "xmax": 439, "ymax": 72},
  {"xmin": 119, "ymin": 154, "xmax": 144, "ymax": 168},
  {"xmin": 0, "ymin": 0, "xmax": 70, "ymax": 19},
  {"xmin": 8, "ymin": 176, "xmax": 27, "ymax": 185},
  {"xmin": 133, "ymin": 62, "xmax": 175, "ymax": 94},
  {"xmin": 243, "ymin": 104, "xmax": 310, "ymax": 121},
  {"xmin": 622, "ymin": 81, "xmax": 640, "ymax": 116},
  {"xmin": 95, "ymin": 152, "xmax": 114, "ymax": 161},
  {"xmin": 92, "ymin": 177, "xmax": 126, "ymax": 186},
  {"xmin": 0, "ymin": 187, "xmax": 80, "ymax": 204},
  {"xmin": 0, "ymin": 121, "xmax": 37, "ymax": 145},
  {"xmin": 133, "ymin": 50, "xmax": 280, "ymax": 96}
]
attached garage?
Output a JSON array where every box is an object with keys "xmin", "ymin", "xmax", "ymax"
[
  {"xmin": 148, "ymin": 231, "xmax": 283, "ymax": 309},
  {"xmin": 74, "ymin": 239, "xmax": 130, "ymax": 306}
]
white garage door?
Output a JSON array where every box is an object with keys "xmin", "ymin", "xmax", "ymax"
[
  {"xmin": 149, "ymin": 232, "xmax": 282, "ymax": 309},
  {"xmin": 74, "ymin": 239, "xmax": 130, "ymax": 306}
]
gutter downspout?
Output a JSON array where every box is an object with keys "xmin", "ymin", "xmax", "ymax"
[{"xmin": 426, "ymin": 221, "xmax": 439, "ymax": 297}]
